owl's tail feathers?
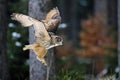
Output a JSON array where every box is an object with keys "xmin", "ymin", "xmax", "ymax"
[{"xmin": 36, "ymin": 49, "xmax": 48, "ymax": 65}]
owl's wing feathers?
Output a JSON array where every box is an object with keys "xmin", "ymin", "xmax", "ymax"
[
  {"xmin": 11, "ymin": 13, "xmax": 51, "ymax": 41},
  {"xmin": 33, "ymin": 21, "xmax": 51, "ymax": 41},
  {"xmin": 11, "ymin": 13, "xmax": 36, "ymax": 27},
  {"xmin": 43, "ymin": 7, "xmax": 61, "ymax": 31},
  {"xmin": 45, "ymin": 7, "xmax": 61, "ymax": 21}
]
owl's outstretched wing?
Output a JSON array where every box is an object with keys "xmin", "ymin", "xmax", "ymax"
[
  {"xmin": 11, "ymin": 13, "xmax": 37, "ymax": 27},
  {"xmin": 11, "ymin": 13, "xmax": 51, "ymax": 41}
]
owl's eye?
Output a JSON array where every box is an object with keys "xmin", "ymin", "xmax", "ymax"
[{"xmin": 56, "ymin": 37, "xmax": 62, "ymax": 42}]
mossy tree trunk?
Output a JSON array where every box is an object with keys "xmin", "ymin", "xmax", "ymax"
[
  {"xmin": 28, "ymin": 0, "xmax": 55, "ymax": 80},
  {"xmin": 0, "ymin": 0, "xmax": 10, "ymax": 80}
]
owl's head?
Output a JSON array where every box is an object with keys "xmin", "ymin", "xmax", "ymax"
[
  {"xmin": 46, "ymin": 35, "xmax": 63, "ymax": 50},
  {"xmin": 51, "ymin": 35, "xmax": 63, "ymax": 46}
]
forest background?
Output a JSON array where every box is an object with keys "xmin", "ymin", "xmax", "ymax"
[{"xmin": 0, "ymin": 0, "xmax": 119, "ymax": 80}]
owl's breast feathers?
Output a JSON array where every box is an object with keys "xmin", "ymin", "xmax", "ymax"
[{"xmin": 35, "ymin": 36, "xmax": 51, "ymax": 49}]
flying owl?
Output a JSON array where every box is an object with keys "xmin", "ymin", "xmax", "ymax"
[{"xmin": 11, "ymin": 8, "xmax": 63, "ymax": 65}]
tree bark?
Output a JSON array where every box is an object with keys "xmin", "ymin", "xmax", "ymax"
[
  {"xmin": 0, "ymin": 0, "xmax": 10, "ymax": 80},
  {"xmin": 28, "ymin": 0, "xmax": 55, "ymax": 80}
]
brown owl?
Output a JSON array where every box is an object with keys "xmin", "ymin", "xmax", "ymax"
[{"xmin": 11, "ymin": 8, "xmax": 63, "ymax": 65}]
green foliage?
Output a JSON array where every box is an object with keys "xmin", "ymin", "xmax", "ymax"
[
  {"xmin": 55, "ymin": 56, "xmax": 87, "ymax": 80},
  {"xmin": 7, "ymin": 23, "xmax": 29, "ymax": 80},
  {"xmin": 93, "ymin": 75, "xmax": 118, "ymax": 80},
  {"xmin": 104, "ymin": 26, "xmax": 118, "ymax": 75},
  {"xmin": 8, "ymin": 0, "xmax": 28, "ymax": 14},
  {"xmin": 55, "ymin": 68, "xmax": 85, "ymax": 80}
]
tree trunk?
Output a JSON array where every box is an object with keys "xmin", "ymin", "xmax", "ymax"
[
  {"xmin": 118, "ymin": 0, "xmax": 120, "ymax": 78},
  {"xmin": 28, "ymin": 0, "xmax": 55, "ymax": 80},
  {"xmin": 94, "ymin": 0, "xmax": 109, "ymax": 75},
  {"xmin": 0, "ymin": 0, "xmax": 10, "ymax": 80},
  {"xmin": 94, "ymin": 0, "xmax": 108, "ymax": 24},
  {"xmin": 107, "ymin": 0, "xmax": 117, "ymax": 26},
  {"xmin": 59, "ymin": 0, "xmax": 77, "ymax": 46}
]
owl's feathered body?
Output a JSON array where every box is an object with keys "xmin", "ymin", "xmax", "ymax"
[{"xmin": 11, "ymin": 8, "xmax": 62, "ymax": 65}]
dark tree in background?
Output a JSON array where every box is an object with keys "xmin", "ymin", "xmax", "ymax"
[
  {"xmin": 29, "ymin": 0, "xmax": 55, "ymax": 80},
  {"xmin": 94, "ymin": 0, "xmax": 108, "ymax": 23},
  {"xmin": 94, "ymin": 0, "xmax": 117, "ymax": 26},
  {"xmin": 94, "ymin": 0, "xmax": 118, "ymax": 75},
  {"xmin": 118, "ymin": 0, "xmax": 120, "ymax": 78},
  {"xmin": 59, "ymin": 0, "xmax": 93, "ymax": 47},
  {"xmin": 0, "ymin": 0, "xmax": 10, "ymax": 80},
  {"xmin": 59, "ymin": 0, "xmax": 77, "ymax": 44},
  {"xmin": 107, "ymin": 0, "xmax": 117, "ymax": 26}
]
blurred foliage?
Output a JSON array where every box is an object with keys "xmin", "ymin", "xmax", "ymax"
[
  {"xmin": 55, "ymin": 68, "xmax": 85, "ymax": 80},
  {"xmin": 56, "ymin": 16, "xmax": 118, "ymax": 79},
  {"xmin": 8, "ymin": 0, "xmax": 28, "ymax": 14},
  {"xmin": 93, "ymin": 75, "xmax": 118, "ymax": 80},
  {"xmin": 56, "ymin": 41, "xmax": 73, "ymax": 57},
  {"xmin": 77, "ymin": 17, "xmax": 117, "ymax": 57},
  {"xmin": 7, "ymin": 0, "xmax": 29, "ymax": 80},
  {"xmin": 76, "ymin": 16, "xmax": 117, "ymax": 76},
  {"xmin": 55, "ymin": 37, "xmax": 87, "ymax": 80}
]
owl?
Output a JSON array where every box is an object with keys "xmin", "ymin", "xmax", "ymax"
[{"xmin": 11, "ymin": 8, "xmax": 63, "ymax": 65}]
